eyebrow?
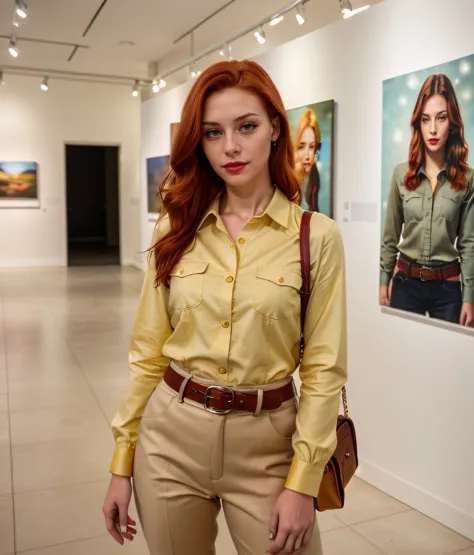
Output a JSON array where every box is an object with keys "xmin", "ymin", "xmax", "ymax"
[
  {"xmin": 421, "ymin": 110, "xmax": 448, "ymax": 116},
  {"xmin": 202, "ymin": 112, "xmax": 261, "ymax": 126}
]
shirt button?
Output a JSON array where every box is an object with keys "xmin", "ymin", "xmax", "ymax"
[
  {"xmin": 249, "ymin": 218, "xmax": 257, "ymax": 224},
  {"xmin": 279, "ymin": 277, "xmax": 285, "ymax": 283},
  {"xmin": 226, "ymin": 276, "xmax": 234, "ymax": 283},
  {"xmin": 219, "ymin": 367, "xmax": 227, "ymax": 375},
  {"xmin": 179, "ymin": 269, "xmax": 184, "ymax": 275},
  {"xmin": 222, "ymin": 320, "xmax": 230, "ymax": 328},
  {"xmin": 238, "ymin": 238, "xmax": 246, "ymax": 245},
  {"xmin": 230, "ymin": 243, "xmax": 235, "ymax": 249}
]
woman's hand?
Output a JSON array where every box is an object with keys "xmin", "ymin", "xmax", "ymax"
[
  {"xmin": 460, "ymin": 302, "xmax": 474, "ymax": 327},
  {"xmin": 267, "ymin": 489, "xmax": 315, "ymax": 554},
  {"xmin": 379, "ymin": 284, "xmax": 391, "ymax": 307},
  {"xmin": 102, "ymin": 475, "xmax": 137, "ymax": 545}
]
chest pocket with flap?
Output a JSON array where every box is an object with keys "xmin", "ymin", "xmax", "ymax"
[
  {"xmin": 440, "ymin": 187, "xmax": 465, "ymax": 222},
  {"xmin": 253, "ymin": 266, "xmax": 302, "ymax": 320},
  {"xmin": 169, "ymin": 261, "xmax": 208, "ymax": 311},
  {"xmin": 401, "ymin": 190, "xmax": 423, "ymax": 222}
]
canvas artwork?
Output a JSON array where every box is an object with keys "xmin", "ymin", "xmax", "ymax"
[
  {"xmin": 380, "ymin": 53, "xmax": 474, "ymax": 328},
  {"xmin": 147, "ymin": 155, "xmax": 170, "ymax": 219},
  {"xmin": 0, "ymin": 162, "xmax": 39, "ymax": 203},
  {"xmin": 286, "ymin": 100, "xmax": 335, "ymax": 217}
]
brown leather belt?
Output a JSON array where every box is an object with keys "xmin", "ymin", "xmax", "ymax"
[
  {"xmin": 163, "ymin": 365, "xmax": 295, "ymax": 415},
  {"xmin": 397, "ymin": 259, "xmax": 461, "ymax": 281}
]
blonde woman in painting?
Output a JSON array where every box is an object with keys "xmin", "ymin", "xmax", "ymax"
[{"xmin": 295, "ymin": 108, "xmax": 321, "ymax": 212}]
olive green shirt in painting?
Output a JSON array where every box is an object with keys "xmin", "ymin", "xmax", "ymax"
[{"xmin": 380, "ymin": 162, "xmax": 474, "ymax": 304}]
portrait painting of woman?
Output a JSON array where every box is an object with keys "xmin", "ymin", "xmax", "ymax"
[
  {"xmin": 287, "ymin": 100, "xmax": 335, "ymax": 217},
  {"xmin": 380, "ymin": 72, "xmax": 474, "ymax": 327}
]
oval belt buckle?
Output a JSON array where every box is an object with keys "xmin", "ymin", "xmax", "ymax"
[{"xmin": 204, "ymin": 385, "xmax": 234, "ymax": 414}]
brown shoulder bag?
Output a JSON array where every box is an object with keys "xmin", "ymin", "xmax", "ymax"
[{"xmin": 300, "ymin": 211, "xmax": 359, "ymax": 512}]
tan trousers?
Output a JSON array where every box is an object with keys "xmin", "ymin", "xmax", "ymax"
[{"xmin": 133, "ymin": 369, "xmax": 322, "ymax": 555}]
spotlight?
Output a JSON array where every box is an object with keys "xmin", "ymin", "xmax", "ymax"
[
  {"xmin": 190, "ymin": 65, "xmax": 201, "ymax": 78},
  {"xmin": 152, "ymin": 80, "xmax": 160, "ymax": 93},
  {"xmin": 159, "ymin": 79, "xmax": 166, "ymax": 88},
  {"xmin": 254, "ymin": 27, "xmax": 266, "ymax": 45},
  {"xmin": 220, "ymin": 44, "xmax": 232, "ymax": 60},
  {"xmin": 40, "ymin": 77, "xmax": 49, "ymax": 91},
  {"xmin": 343, "ymin": 5, "xmax": 370, "ymax": 18},
  {"xmin": 270, "ymin": 15, "xmax": 284, "ymax": 26},
  {"xmin": 15, "ymin": 0, "xmax": 28, "ymax": 19},
  {"xmin": 296, "ymin": 3, "xmax": 306, "ymax": 24},
  {"xmin": 9, "ymin": 39, "xmax": 19, "ymax": 58},
  {"xmin": 339, "ymin": 0, "xmax": 352, "ymax": 16},
  {"xmin": 132, "ymin": 81, "xmax": 139, "ymax": 97}
]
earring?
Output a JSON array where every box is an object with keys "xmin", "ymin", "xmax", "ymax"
[{"xmin": 272, "ymin": 140, "xmax": 277, "ymax": 147}]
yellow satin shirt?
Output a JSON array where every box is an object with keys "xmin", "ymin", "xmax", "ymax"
[{"xmin": 110, "ymin": 187, "xmax": 347, "ymax": 497}]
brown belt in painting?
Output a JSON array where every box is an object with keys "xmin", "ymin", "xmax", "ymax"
[
  {"xmin": 163, "ymin": 365, "xmax": 295, "ymax": 415},
  {"xmin": 397, "ymin": 259, "xmax": 461, "ymax": 281}
]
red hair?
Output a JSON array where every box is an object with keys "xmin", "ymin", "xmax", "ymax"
[
  {"xmin": 149, "ymin": 59, "xmax": 300, "ymax": 286},
  {"xmin": 405, "ymin": 74, "xmax": 469, "ymax": 191}
]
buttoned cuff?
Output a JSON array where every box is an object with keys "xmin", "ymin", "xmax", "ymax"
[
  {"xmin": 462, "ymin": 285, "xmax": 474, "ymax": 305},
  {"xmin": 110, "ymin": 442, "xmax": 136, "ymax": 477},
  {"xmin": 380, "ymin": 271, "xmax": 392, "ymax": 287},
  {"xmin": 284, "ymin": 456, "xmax": 326, "ymax": 498}
]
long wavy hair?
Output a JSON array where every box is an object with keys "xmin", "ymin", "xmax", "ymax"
[
  {"xmin": 404, "ymin": 74, "xmax": 469, "ymax": 191},
  {"xmin": 150, "ymin": 59, "xmax": 301, "ymax": 286},
  {"xmin": 295, "ymin": 108, "xmax": 321, "ymax": 212}
]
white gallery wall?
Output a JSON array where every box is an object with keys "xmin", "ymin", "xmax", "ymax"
[
  {"xmin": 141, "ymin": 0, "xmax": 474, "ymax": 540},
  {"xmin": 0, "ymin": 76, "xmax": 141, "ymax": 267}
]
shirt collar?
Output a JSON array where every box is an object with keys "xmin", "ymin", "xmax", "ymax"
[
  {"xmin": 197, "ymin": 194, "xmax": 221, "ymax": 230},
  {"xmin": 418, "ymin": 164, "xmax": 448, "ymax": 179},
  {"xmin": 262, "ymin": 186, "xmax": 290, "ymax": 229},
  {"xmin": 197, "ymin": 186, "xmax": 290, "ymax": 231}
]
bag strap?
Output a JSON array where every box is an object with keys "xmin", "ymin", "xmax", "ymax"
[
  {"xmin": 299, "ymin": 211, "xmax": 312, "ymax": 345},
  {"xmin": 299, "ymin": 211, "xmax": 349, "ymax": 417}
]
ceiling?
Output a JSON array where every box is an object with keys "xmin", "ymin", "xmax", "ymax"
[{"xmin": 0, "ymin": 0, "xmax": 384, "ymax": 90}]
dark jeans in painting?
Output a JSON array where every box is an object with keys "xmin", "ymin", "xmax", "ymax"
[{"xmin": 390, "ymin": 273, "xmax": 462, "ymax": 324}]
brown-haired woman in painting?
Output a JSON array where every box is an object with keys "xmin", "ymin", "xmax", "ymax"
[
  {"xmin": 380, "ymin": 74, "xmax": 474, "ymax": 327},
  {"xmin": 295, "ymin": 108, "xmax": 321, "ymax": 212}
]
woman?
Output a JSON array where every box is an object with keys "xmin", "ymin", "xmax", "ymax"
[
  {"xmin": 295, "ymin": 108, "xmax": 321, "ymax": 213},
  {"xmin": 102, "ymin": 60, "xmax": 347, "ymax": 555},
  {"xmin": 380, "ymin": 74, "xmax": 474, "ymax": 327}
]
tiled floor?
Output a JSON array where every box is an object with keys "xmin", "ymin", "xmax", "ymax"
[{"xmin": 0, "ymin": 266, "xmax": 472, "ymax": 555}]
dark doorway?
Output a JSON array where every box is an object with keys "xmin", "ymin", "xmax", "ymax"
[{"xmin": 65, "ymin": 145, "xmax": 120, "ymax": 266}]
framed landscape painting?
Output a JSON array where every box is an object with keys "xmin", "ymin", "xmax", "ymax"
[{"xmin": 0, "ymin": 161, "xmax": 40, "ymax": 208}]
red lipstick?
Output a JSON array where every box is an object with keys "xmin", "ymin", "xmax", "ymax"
[
  {"xmin": 429, "ymin": 138, "xmax": 439, "ymax": 145},
  {"xmin": 223, "ymin": 161, "xmax": 248, "ymax": 174}
]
